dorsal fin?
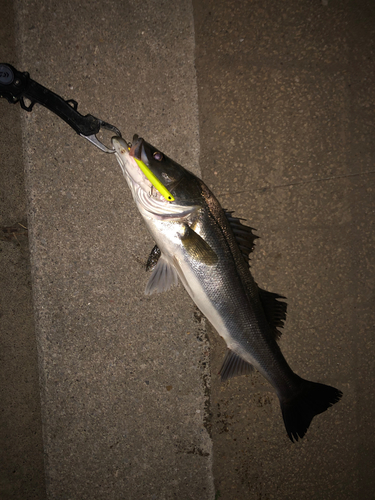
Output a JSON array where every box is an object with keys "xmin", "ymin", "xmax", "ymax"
[
  {"xmin": 224, "ymin": 210, "xmax": 287, "ymax": 340},
  {"xmin": 258, "ymin": 287, "xmax": 287, "ymax": 340},
  {"xmin": 224, "ymin": 210, "xmax": 259, "ymax": 264}
]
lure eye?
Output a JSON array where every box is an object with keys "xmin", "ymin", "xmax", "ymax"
[{"xmin": 153, "ymin": 151, "xmax": 163, "ymax": 161}]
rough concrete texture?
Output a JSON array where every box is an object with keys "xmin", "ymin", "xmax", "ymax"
[
  {"xmin": 7, "ymin": 0, "xmax": 213, "ymax": 499},
  {"xmin": 2, "ymin": 0, "xmax": 375, "ymax": 499},
  {"xmin": 0, "ymin": 0, "xmax": 46, "ymax": 498},
  {"xmin": 193, "ymin": 0, "xmax": 375, "ymax": 498}
]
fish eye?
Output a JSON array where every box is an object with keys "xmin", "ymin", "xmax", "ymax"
[{"xmin": 153, "ymin": 151, "xmax": 163, "ymax": 161}]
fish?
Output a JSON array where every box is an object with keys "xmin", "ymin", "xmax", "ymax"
[{"xmin": 112, "ymin": 134, "xmax": 342, "ymax": 442}]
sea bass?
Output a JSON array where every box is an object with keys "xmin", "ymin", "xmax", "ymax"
[{"xmin": 112, "ymin": 134, "xmax": 342, "ymax": 442}]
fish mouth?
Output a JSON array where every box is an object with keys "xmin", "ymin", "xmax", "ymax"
[
  {"xmin": 129, "ymin": 134, "xmax": 148, "ymax": 165},
  {"xmin": 112, "ymin": 135, "xmax": 198, "ymax": 220},
  {"xmin": 111, "ymin": 135, "xmax": 146, "ymax": 176},
  {"xmin": 111, "ymin": 135, "xmax": 151, "ymax": 190},
  {"xmin": 112, "ymin": 135, "xmax": 171, "ymax": 206}
]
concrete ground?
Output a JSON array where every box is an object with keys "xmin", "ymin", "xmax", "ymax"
[
  {"xmin": 194, "ymin": 1, "xmax": 375, "ymax": 498},
  {"xmin": 1, "ymin": 0, "xmax": 374, "ymax": 499},
  {"xmin": 0, "ymin": 1, "xmax": 46, "ymax": 498}
]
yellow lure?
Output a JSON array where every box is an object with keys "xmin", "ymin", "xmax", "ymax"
[{"xmin": 132, "ymin": 155, "xmax": 175, "ymax": 202}]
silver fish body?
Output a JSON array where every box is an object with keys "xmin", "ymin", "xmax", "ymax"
[{"xmin": 112, "ymin": 135, "xmax": 342, "ymax": 441}]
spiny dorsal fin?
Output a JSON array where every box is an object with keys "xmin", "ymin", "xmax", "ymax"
[
  {"xmin": 224, "ymin": 210, "xmax": 287, "ymax": 340},
  {"xmin": 145, "ymin": 254, "xmax": 179, "ymax": 295},
  {"xmin": 224, "ymin": 210, "xmax": 259, "ymax": 264},
  {"xmin": 258, "ymin": 287, "xmax": 287, "ymax": 340},
  {"xmin": 219, "ymin": 349, "xmax": 254, "ymax": 382}
]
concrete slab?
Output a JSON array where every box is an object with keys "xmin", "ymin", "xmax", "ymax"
[
  {"xmin": 194, "ymin": 0, "xmax": 375, "ymax": 498},
  {"xmin": 3, "ymin": 0, "xmax": 375, "ymax": 498},
  {"xmin": 0, "ymin": 0, "xmax": 46, "ymax": 498},
  {"xmin": 11, "ymin": 0, "xmax": 213, "ymax": 498}
]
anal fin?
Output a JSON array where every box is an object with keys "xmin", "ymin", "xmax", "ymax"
[
  {"xmin": 219, "ymin": 349, "xmax": 254, "ymax": 382},
  {"xmin": 145, "ymin": 254, "xmax": 179, "ymax": 295}
]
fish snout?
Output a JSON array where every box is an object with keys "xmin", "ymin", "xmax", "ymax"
[{"xmin": 129, "ymin": 135, "xmax": 144, "ymax": 159}]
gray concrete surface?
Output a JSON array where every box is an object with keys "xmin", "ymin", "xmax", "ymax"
[
  {"xmin": 0, "ymin": 0, "xmax": 46, "ymax": 498},
  {"xmin": 2, "ymin": 0, "xmax": 213, "ymax": 499},
  {"xmin": 194, "ymin": 0, "xmax": 375, "ymax": 498},
  {"xmin": 1, "ymin": 0, "xmax": 375, "ymax": 499}
]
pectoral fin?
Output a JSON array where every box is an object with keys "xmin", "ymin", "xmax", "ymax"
[
  {"xmin": 145, "ymin": 254, "xmax": 179, "ymax": 295},
  {"xmin": 179, "ymin": 225, "xmax": 218, "ymax": 266}
]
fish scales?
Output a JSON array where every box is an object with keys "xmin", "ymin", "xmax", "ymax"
[
  {"xmin": 190, "ymin": 182, "xmax": 298, "ymax": 395},
  {"xmin": 112, "ymin": 134, "xmax": 342, "ymax": 442}
]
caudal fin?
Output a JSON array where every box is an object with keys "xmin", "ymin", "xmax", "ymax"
[{"xmin": 281, "ymin": 379, "xmax": 342, "ymax": 442}]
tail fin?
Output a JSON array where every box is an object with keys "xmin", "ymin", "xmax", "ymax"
[{"xmin": 281, "ymin": 379, "xmax": 342, "ymax": 442}]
